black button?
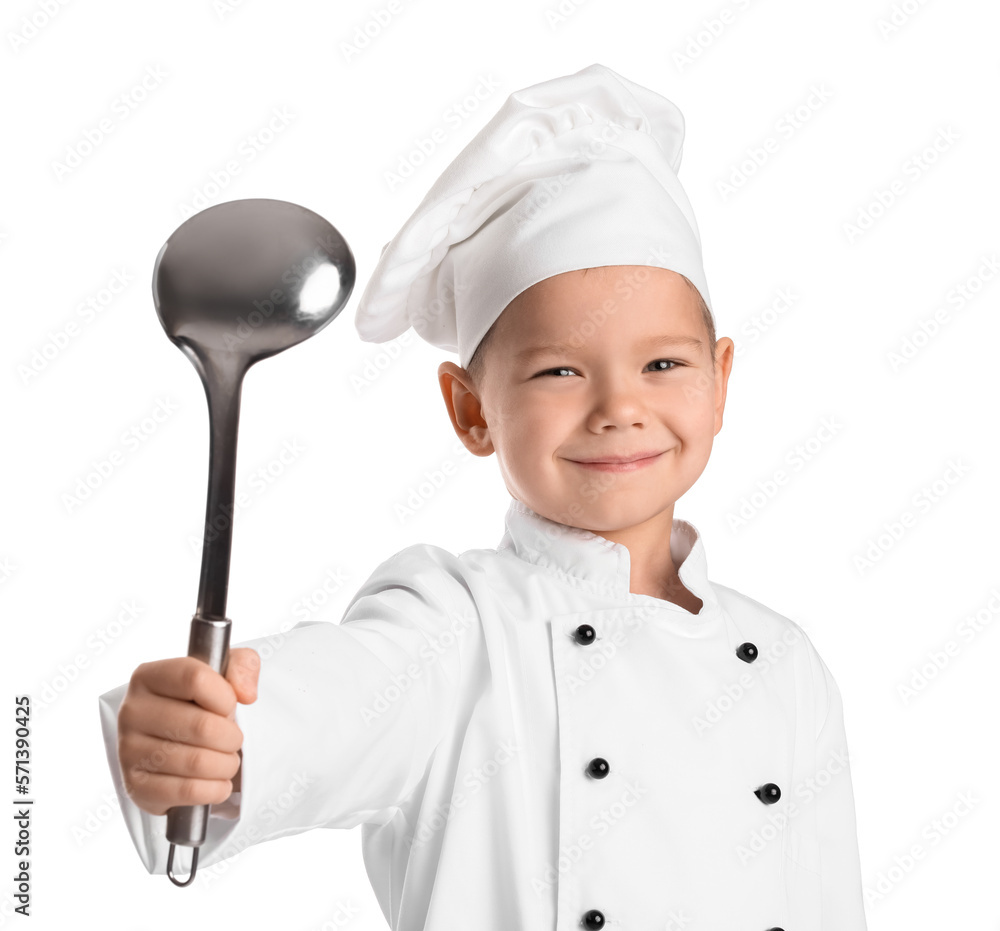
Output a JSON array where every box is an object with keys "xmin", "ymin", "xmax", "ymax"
[
  {"xmin": 582, "ymin": 909, "xmax": 605, "ymax": 929},
  {"xmin": 573, "ymin": 624, "xmax": 596, "ymax": 645},
  {"xmin": 754, "ymin": 783, "xmax": 781, "ymax": 805},
  {"xmin": 735, "ymin": 641, "xmax": 758, "ymax": 663},
  {"xmin": 765, "ymin": 927, "xmax": 785, "ymax": 931},
  {"xmin": 586, "ymin": 758, "xmax": 610, "ymax": 779}
]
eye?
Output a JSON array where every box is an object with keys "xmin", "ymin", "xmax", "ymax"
[
  {"xmin": 534, "ymin": 360, "xmax": 684, "ymax": 377},
  {"xmin": 534, "ymin": 366, "xmax": 577, "ymax": 378}
]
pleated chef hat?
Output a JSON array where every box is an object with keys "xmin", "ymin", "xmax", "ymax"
[{"xmin": 354, "ymin": 62, "xmax": 713, "ymax": 370}]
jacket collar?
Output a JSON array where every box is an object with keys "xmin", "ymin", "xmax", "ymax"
[{"xmin": 496, "ymin": 496, "xmax": 718, "ymax": 616}]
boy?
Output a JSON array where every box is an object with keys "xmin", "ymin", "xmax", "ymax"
[{"xmin": 98, "ymin": 63, "xmax": 867, "ymax": 929}]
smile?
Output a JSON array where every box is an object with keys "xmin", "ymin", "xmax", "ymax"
[{"xmin": 568, "ymin": 452, "xmax": 664, "ymax": 473}]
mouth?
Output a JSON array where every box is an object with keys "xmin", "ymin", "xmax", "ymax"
[{"xmin": 568, "ymin": 450, "xmax": 665, "ymax": 472}]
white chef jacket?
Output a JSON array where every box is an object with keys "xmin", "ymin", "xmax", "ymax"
[{"xmin": 98, "ymin": 497, "xmax": 868, "ymax": 930}]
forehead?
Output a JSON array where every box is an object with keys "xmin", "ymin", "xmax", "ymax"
[{"xmin": 499, "ymin": 265, "xmax": 704, "ymax": 342}]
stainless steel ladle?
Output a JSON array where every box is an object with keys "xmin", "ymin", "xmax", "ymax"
[{"xmin": 151, "ymin": 198, "xmax": 355, "ymax": 886}]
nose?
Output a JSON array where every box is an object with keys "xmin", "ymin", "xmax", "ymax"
[{"xmin": 584, "ymin": 377, "xmax": 650, "ymax": 431}]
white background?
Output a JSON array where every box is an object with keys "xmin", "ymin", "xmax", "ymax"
[{"xmin": 3, "ymin": 0, "xmax": 998, "ymax": 927}]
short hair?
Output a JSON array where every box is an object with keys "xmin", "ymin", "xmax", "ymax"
[{"xmin": 465, "ymin": 270, "xmax": 717, "ymax": 387}]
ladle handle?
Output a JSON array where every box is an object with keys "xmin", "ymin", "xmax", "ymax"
[{"xmin": 164, "ymin": 614, "xmax": 232, "ymax": 886}]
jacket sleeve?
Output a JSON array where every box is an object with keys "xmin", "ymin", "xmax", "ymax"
[
  {"xmin": 97, "ymin": 543, "xmax": 473, "ymax": 876},
  {"xmin": 809, "ymin": 646, "xmax": 869, "ymax": 929}
]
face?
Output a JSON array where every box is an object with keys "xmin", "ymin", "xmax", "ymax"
[{"xmin": 437, "ymin": 265, "xmax": 734, "ymax": 537}]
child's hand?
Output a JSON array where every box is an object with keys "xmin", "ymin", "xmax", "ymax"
[{"xmin": 116, "ymin": 648, "xmax": 260, "ymax": 816}]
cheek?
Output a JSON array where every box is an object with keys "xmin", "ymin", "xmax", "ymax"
[
  {"xmin": 506, "ymin": 412, "xmax": 549, "ymax": 451},
  {"xmin": 668, "ymin": 376, "xmax": 717, "ymax": 426},
  {"xmin": 489, "ymin": 396, "xmax": 545, "ymax": 452},
  {"xmin": 655, "ymin": 405, "xmax": 713, "ymax": 453},
  {"xmin": 681, "ymin": 410, "xmax": 716, "ymax": 448},
  {"xmin": 500, "ymin": 389, "xmax": 567, "ymax": 433}
]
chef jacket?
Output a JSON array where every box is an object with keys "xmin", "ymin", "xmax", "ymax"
[{"xmin": 98, "ymin": 496, "xmax": 868, "ymax": 930}]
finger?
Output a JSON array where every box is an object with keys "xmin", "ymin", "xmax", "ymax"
[
  {"xmin": 121, "ymin": 730, "xmax": 242, "ymax": 783},
  {"xmin": 226, "ymin": 648, "xmax": 260, "ymax": 704},
  {"xmin": 120, "ymin": 691, "xmax": 244, "ymax": 754},
  {"xmin": 131, "ymin": 657, "xmax": 237, "ymax": 718},
  {"xmin": 121, "ymin": 769, "xmax": 235, "ymax": 817}
]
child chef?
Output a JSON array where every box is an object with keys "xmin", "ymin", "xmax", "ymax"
[{"xmin": 98, "ymin": 63, "xmax": 867, "ymax": 930}]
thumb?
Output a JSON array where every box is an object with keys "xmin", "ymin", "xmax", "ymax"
[{"xmin": 225, "ymin": 647, "xmax": 260, "ymax": 706}]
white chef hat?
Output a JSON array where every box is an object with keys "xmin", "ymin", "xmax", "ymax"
[{"xmin": 354, "ymin": 62, "xmax": 713, "ymax": 370}]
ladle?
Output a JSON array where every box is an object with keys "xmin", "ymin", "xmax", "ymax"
[{"xmin": 151, "ymin": 198, "xmax": 355, "ymax": 886}]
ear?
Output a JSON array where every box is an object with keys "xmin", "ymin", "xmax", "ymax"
[
  {"xmin": 712, "ymin": 337, "xmax": 735, "ymax": 436},
  {"xmin": 437, "ymin": 361, "xmax": 495, "ymax": 457}
]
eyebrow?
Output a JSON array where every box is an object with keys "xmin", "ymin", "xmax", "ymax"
[{"xmin": 514, "ymin": 333, "xmax": 704, "ymax": 363}]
